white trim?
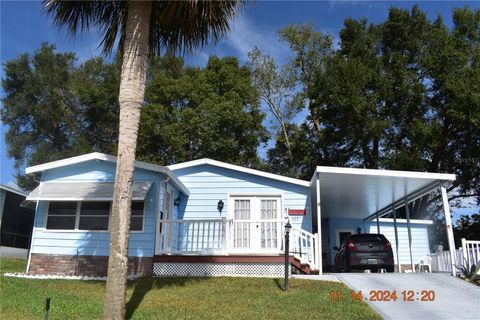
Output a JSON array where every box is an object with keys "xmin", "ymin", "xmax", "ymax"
[
  {"xmin": 315, "ymin": 166, "xmax": 456, "ymax": 181},
  {"xmin": 26, "ymin": 200, "xmax": 40, "ymax": 274},
  {"xmin": 335, "ymin": 228, "xmax": 356, "ymax": 248},
  {"xmin": 0, "ymin": 184, "xmax": 28, "ymax": 196},
  {"xmin": 377, "ymin": 218, "xmax": 433, "ymax": 225},
  {"xmin": 25, "ymin": 152, "xmax": 190, "ymax": 195},
  {"xmin": 168, "ymin": 158, "xmax": 310, "ymax": 187}
]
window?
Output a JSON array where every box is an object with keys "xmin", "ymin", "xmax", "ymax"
[
  {"xmin": 45, "ymin": 201, "xmax": 145, "ymax": 232},
  {"xmin": 130, "ymin": 201, "xmax": 144, "ymax": 231},
  {"xmin": 46, "ymin": 202, "xmax": 77, "ymax": 230},
  {"xmin": 79, "ymin": 202, "xmax": 110, "ymax": 231}
]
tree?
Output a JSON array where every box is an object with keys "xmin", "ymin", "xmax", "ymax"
[
  {"xmin": 138, "ymin": 55, "xmax": 267, "ymax": 167},
  {"xmin": 1, "ymin": 44, "xmax": 119, "ymax": 190},
  {"xmin": 279, "ymin": 6, "xmax": 480, "ymax": 210},
  {"xmin": 43, "ymin": 1, "xmax": 243, "ymax": 319},
  {"xmin": 454, "ymin": 214, "xmax": 480, "ymax": 244},
  {"xmin": 247, "ymin": 48, "xmax": 305, "ymax": 177}
]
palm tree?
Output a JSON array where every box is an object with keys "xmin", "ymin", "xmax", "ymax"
[{"xmin": 43, "ymin": 1, "xmax": 243, "ymax": 319}]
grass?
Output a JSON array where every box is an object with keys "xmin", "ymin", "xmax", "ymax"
[{"xmin": 0, "ymin": 258, "xmax": 381, "ymax": 320}]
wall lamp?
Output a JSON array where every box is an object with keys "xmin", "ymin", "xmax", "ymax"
[
  {"xmin": 217, "ymin": 200, "xmax": 224, "ymax": 212},
  {"xmin": 174, "ymin": 197, "xmax": 181, "ymax": 207}
]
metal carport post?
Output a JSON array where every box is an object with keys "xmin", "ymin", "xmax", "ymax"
[
  {"xmin": 392, "ymin": 206, "xmax": 401, "ymax": 273},
  {"xmin": 441, "ymin": 186, "xmax": 456, "ymax": 276}
]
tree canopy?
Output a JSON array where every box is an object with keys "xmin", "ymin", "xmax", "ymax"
[
  {"xmin": 275, "ymin": 5, "xmax": 480, "ymax": 204},
  {"xmin": 1, "ymin": 45, "xmax": 267, "ymax": 189}
]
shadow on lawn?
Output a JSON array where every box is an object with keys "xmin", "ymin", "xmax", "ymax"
[
  {"xmin": 273, "ymin": 278, "xmax": 285, "ymax": 291},
  {"xmin": 125, "ymin": 277, "xmax": 208, "ymax": 319}
]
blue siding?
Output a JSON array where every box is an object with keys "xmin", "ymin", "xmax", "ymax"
[
  {"xmin": 327, "ymin": 217, "xmax": 431, "ymax": 265},
  {"xmin": 172, "ymin": 165, "xmax": 311, "ymax": 231},
  {"xmin": 30, "ymin": 160, "xmax": 173, "ymax": 258},
  {"xmin": 41, "ymin": 160, "xmax": 158, "ymax": 182}
]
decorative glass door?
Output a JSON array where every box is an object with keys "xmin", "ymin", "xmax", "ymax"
[{"xmin": 230, "ymin": 196, "xmax": 281, "ymax": 251}]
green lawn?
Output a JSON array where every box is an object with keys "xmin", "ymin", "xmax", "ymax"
[{"xmin": 0, "ymin": 258, "xmax": 380, "ymax": 320}]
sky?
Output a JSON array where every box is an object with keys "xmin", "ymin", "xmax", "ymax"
[{"xmin": 1, "ymin": 1, "xmax": 479, "ymax": 217}]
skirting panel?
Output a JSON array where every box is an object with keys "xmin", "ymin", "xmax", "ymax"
[{"xmin": 153, "ymin": 262, "xmax": 290, "ymax": 277}]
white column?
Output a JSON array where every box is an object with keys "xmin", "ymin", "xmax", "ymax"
[
  {"xmin": 316, "ymin": 172, "xmax": 323, "ymax": 275},
  {"xmin": 441, "ymin": 186, "xmax": 456, "ymax": 276},
  {"xmin": 392, "ymin": 206, "xmax": 401, "ymax": 273},
  {"xmin": 405, "ymin": 200, "xmax": 415, "ymax": 272}
]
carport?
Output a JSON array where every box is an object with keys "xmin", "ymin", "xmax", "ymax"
[{"xmin": 309, "ymin": 167, "xmax": 457, "ymax": 275}]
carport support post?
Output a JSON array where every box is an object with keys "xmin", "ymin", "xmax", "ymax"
[
  {"xmin": 441, "ymin": 186, "xmax": 456, "ymax": 276},
  {"xmin": 405, "ymin": 200, "xmax": 415, "ymax": 272},
  {"xmin": 316, "ymin": 172, "xmax": 323, "ymax": 275},
  {"xmin": 376, "ymin": 215, "xmax": 380, "ymax": 234},
  {"xmin": 392, "ymin": 206, "xmax": 401, "ymax": 273}
]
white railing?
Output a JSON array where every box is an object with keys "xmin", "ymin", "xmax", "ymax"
[
  {"xmin": 430, "ymin": 238, "xmax": 480, "ymax": 272},
  {"xmin": 461, "ymin": 238, "xmax": 480, "ymax": 269},
  {"xmin": 289, "ymin": 225, "xmax": 319, "ymax": 270},
  {"xmin": 158, "ymin": 218, "xmax": 228, "ymax": 254},
  {"xmin": 156, "ymin": 218, "xmax": 320, "ymax": 272}
]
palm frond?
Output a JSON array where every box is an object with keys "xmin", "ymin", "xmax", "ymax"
[{"xmin": 43, "ymin": 0, "xmax": 244, "ymax": 56}]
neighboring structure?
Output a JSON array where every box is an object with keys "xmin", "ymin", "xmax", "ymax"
[
  {"xmin": 0, "ymin": 184, "xmax": 35, "ymax": 258},
  {"xmin": 23, "ymin": 153, "xmax": 457, "ymax": 277}
]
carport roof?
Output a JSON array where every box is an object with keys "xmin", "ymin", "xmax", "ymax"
[{"xmin": 313, "ymin": 166, "xmax": 456, "ymax": 219}]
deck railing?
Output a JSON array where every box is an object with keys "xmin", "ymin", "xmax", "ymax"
[
  {"xmin": 289, "ymin": 225, "xmax": 319, "ymax": 270},
  {"xmin": 156, "ymin": 218, "xmax": 320, "ymax": 271},
  {"xmin": 158, "ymin": 218, "xmax": 228, "ymax": 254}
]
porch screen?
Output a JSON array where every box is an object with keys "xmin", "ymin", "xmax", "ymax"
[
  {"xmin": 260, "ymin": 199, "xmax": 278, "ymax": 249},
  {"xmin": 233, "ymin": 199, "xmax": 250, "ymax": 248}
]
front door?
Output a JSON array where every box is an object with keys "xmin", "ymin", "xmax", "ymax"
[{"xmin": 230, "ymin": 195, "xmax": 282, "ymax": 252}]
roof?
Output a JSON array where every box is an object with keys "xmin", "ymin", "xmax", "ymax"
[
  {"xmin": 168, "ymin": 158, "xmax": 310, "ymax": 187},
  {"xmin": 0, "ymin": 184, "xmax": 28, "ymax": 197},
  {"xmin": 312, "ymin": 166, "xmax": 456, "ymax": 219},
  {"xmin": 25, "ymin": 152, "xmax": 190, "ymax": 195}
]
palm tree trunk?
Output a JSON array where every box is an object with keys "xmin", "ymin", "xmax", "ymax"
[{"xmin": 104, "ymin": 1, "xmax": 151, "ymax": 319}]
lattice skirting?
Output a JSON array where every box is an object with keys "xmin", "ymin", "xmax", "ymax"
[{"xmin": 153, "ymin": 262, "xmax": 290, "ymax": 277}]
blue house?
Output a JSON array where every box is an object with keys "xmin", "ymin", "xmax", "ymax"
[{"xmin": 23, "ymin": 153, "xmax": 457, "ymax": 277}]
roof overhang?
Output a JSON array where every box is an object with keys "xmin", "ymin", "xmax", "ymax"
[
  {"xmin": 25, "ymin": 152, "xmax": 190, "ymax": 196},
  {"xmin": 26, "ymin": 181, "xmax": 152, "ymax": 201},
  {"xmin": 312, "ymin": 166, "xmax": 456, "ymax": 220},
  {"xmin": 0, "ymin": 184, "xmax": 28, "ymax": 197},
  {"xmin": 168, "ymin": 158, "xmax": 310, "ymax": 187}
]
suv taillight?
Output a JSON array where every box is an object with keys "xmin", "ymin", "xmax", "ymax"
[
  {"xmin": 347, "ymin": 239, "xmax": 356, "ymax": 251},
  {"xmin": 384, "ymin": 241, "xmax": 392, "ymax": 251}
]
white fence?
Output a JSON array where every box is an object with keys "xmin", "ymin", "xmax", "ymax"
[{"xmin": 430, "ymin": 238, "xmax": 480, "ymax": 272}]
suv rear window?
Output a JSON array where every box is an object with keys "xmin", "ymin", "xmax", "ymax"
[{"xmin": 349, "ymin": 234, "xmax": 386, "ymax": 242}]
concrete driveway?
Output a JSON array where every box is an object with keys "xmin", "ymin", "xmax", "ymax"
[{"xmin": 335, "ymin": 273, "xmax": 480, "ymax": 320}]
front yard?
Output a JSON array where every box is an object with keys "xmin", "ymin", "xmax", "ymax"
[{"xmin": 0, "ymin": 258, "xmax": 380, "ymax": 319}]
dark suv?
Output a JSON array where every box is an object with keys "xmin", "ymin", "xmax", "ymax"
[{"xmin": 334, "ymin": 234, "xmax": 394, "ymax": 272}]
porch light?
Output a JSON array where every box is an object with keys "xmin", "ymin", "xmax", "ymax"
[
  {"xmin": 174, "ymin": 197, "xmax": 181, "ymax": 207},
  {"xmin": 217, "ymin": 200, "xmax": 224, "ymax": 212}
]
